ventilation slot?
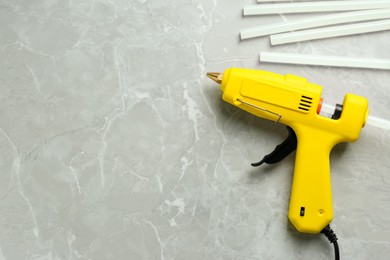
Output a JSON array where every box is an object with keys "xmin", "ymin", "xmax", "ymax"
[{"xmin": 299, "ymin": 96, "xmax": 312, "ymax": 111}]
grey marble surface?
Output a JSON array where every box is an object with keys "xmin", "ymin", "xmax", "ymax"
[{"xmin": 1, "ymin": 0, "xmax": 390, "ymax": 259}]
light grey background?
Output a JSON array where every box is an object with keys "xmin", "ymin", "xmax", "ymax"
[{"xmin": 1, "ymin": 0, "xmax": 390, "ymax": 259}]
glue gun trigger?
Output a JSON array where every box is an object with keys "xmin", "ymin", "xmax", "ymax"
[{"xmin": 251, "ymin": 126, "xmax": 297, "ymax": 167}]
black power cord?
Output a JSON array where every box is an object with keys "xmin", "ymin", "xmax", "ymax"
[{"xmin": 321, "ymin": 225, "xmax": 340, "ymax": 260}]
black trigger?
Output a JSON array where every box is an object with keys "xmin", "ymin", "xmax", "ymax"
[{"xmin": 251, "ymin": 126, "xmax": 297, "ymax": 167}]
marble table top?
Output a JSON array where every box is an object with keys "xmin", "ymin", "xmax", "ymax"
[{"xmin": 1, "ymin": 0, "xmax": 390, "ymax": 259}]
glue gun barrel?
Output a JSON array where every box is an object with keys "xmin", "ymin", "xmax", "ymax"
[{"xmin": 206, "ymin": 71, "xmax": 390, "ymax": 131}]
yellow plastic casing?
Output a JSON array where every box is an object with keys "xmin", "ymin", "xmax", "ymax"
[{"xmin": 219, "ymin": 68, "xmax": 368, "ymax": 234}]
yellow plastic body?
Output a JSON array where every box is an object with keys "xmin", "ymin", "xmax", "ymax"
[{"xmin": 219, "ymin": 68, "xmax": 368, "ymax": 233}]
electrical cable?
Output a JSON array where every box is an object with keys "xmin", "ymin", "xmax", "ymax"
[{"xmin": 321, "ymin": 225, "xmax": 340, "ymax": 260}]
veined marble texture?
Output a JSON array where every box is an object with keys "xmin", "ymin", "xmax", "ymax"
[{"xmin": 1, "ymin": 0, "xmax": 390, "ymax": 259}]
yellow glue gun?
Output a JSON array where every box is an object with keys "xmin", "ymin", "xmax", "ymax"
[{"xmin": 208, "ymin": 68, "xmax": 369, "ymax": 234}]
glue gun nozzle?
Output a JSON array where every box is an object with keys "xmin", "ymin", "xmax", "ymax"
[{"xmin": 207, "ymin": 72, "xmax": 223, "ymax": 84}]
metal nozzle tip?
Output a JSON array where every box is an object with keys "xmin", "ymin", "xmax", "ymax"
[{"xmin": 207, "ymin": 72, "xmax": 223, "ymax": 84}]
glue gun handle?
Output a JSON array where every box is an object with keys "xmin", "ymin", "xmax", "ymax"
[{"xmin": 288, "ymin": 128, "xmax": 337, "ymax": 234}]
